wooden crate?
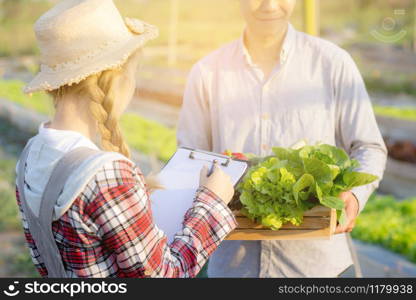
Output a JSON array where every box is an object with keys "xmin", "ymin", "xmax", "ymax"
[{"xmin": 226, "ymin": 206, "xmax": 337, "ymax": 240}]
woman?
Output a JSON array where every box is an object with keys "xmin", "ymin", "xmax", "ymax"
[{"xmin": 15, "ymin": 0, "xmax": 236, "ymax": 278}]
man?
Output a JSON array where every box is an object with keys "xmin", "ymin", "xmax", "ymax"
[{"xmin": 176, "ymin": 0, "xmax": 387, "ymax": 277}]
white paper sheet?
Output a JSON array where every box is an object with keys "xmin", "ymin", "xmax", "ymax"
[{"xmin": 150, "ymin": 147, "xmax": 248, "ymax": 243}]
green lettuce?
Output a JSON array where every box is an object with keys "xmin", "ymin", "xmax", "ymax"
[{"xmin": 237, "ymin": 143, "xmax": 378, "ymax": 230}]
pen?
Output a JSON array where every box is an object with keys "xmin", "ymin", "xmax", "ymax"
[{"xmin": 207, "ymin": 159, "xmax": 218, "ymax": 177}]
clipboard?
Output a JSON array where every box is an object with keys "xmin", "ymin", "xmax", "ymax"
[{"xmin": 150, "ymin": 147, "xmax": 249, "ymax": 243}]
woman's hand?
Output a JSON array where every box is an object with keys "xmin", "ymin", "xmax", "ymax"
[{"xmin": 199, "ymin": 163, "xmax": 234, "ymax": 204}]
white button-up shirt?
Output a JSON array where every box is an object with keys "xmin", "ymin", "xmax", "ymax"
[{"xmin": 176, "ymin": 23, "xmax": 387, "ymax": 277}]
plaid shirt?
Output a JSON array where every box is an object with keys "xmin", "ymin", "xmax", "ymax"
[{"xmin": 15, "ymin": 159, "xmax": 237, "ymax": 278}]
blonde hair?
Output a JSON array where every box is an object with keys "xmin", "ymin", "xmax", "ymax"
[
  {"xmin": 49, "ymin": 67, "xmax": 130, "ymax": 158},
  {"xmin": 48, "ymin": 57, "xmax": 162, "ymax": 192}
]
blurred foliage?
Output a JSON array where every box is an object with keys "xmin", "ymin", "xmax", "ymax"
[
  {"xmin": 0, "ymin": 79, "xmax": 54, "ymax": 115},
  {"xmin": 0, "ymin": 228, "xmax": 39, "ymax": 277},
  {"xmin": 1, "ymin": 0, "xmax": 414, "ymax": 60},
  {"xmin": 0, "ymin": 154, "xmax": 17, "ymax": 183},
  {"xmin": 0, "ymin": 180, "xmax": 20, "ymax": 231},
  {"xmin": 0, "ymin": 0, "xmax": 50, "ymax": 56},
  {"xmin": 120, "ymin": 113, "xmax": 176, "ymax": 162},
  {"xmin": 0, "ymin": 153, "xmax": 20, "ymax": 231},
  {"xmin": 7, "ymin": 251, "xmax": 39, "ymax": 277},
  {"xmin": 365, "ymin": 76, "xmax": 416, "ymax": 98},
  {"xmin": 374, "ymin": 105, "xmax": 416, "ymax": 121},
  {"xmin": 352, "ymin": 194, "xmax": 416, "ymax": 263}
]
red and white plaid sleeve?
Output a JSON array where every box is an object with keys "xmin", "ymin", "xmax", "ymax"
[{"xmin": 86, "ymin": 159, "xmax": 238, "ymax": 278}]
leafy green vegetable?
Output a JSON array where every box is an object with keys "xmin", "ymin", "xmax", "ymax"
[
  {"xmin": 237, "ymin": 143, "xmax": 379, "ymax": 230},
  {"xmin": 321, "ymin": 196, "xmax": 345, "ymax": 210}
]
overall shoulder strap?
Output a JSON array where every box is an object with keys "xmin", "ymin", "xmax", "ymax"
[
  {"xmin": 17, "ymin": 145, "xmax": 102, "ymax": 278},
  {"xmin": 40, "ymin": 146, "xmax": 103, "ymax": 278},
  {"xmin": 38, "ymin": 147, "xmax": 102, "ymax": 227},
  {"xmin": 17, "ymin": 139, "xmax": 37, "ymax": 220}
]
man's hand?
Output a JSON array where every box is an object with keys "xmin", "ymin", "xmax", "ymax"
[{"xmin": 335, "ymin": 191, "xmax": 359, "ymax": 234}]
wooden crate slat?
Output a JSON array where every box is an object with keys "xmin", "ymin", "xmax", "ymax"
[
  {"xmin": 302, "ymin": 205, "xmax": 332, "ymax": 216},
  {"xmin": 226, "ymin": 228, "xmax": 332, "ymax": 240},
  {"xmin": 234, "ymin": 216, "xmax": 331, "ymax": 229},
  {"xmin": 329, "ymin": 205, "xmax": 337, "ymax": 236},
  {"xmin": 226, "ymin": 205, "xmax": 337, "ymax": 240}
]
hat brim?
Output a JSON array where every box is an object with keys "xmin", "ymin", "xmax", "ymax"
[{"xmin": 23, "ymin": 20, "xmax": 158, "ymax": 94}]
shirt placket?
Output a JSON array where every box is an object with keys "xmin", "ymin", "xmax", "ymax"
[
  {"xmin": 260, "ymin": 82, "xmax": 269, "ymax": 156},
  {"xmin": 259, "ymin": 58, "xmax": 285, "ymax": 156},
  {"xmin": 246, "ymin": 65, "xmax": 268, "ymax": 156},
  {"xmin": 258, "ymin": 48, "xmax": 289, "ymax": 277},
  {"xmin": 258, "ymin": 78, "xmax": 273, "ymax": 277}
]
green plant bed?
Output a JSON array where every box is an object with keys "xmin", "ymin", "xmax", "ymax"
[
  {"xmin": 0, "ymin": 155, "xmax": 17, "ymax": 182},
  {"xmin": 120, "ymin": 113, "xmax": 176, "ymax": 162},
  {"xmin": 0, "ymin": 185, "xmax": 20, "ymax": 231},
  {"xmin": 352, "ymin": 194, "xmax": 416, "ymax": 263},
  {"xmin": 374, "ymin": 105, "xmax": 416, "ymax": 122},
  {"xmin": 7, "ymin": 250, "xmax": 40, "ymax": 278},
  {"xmin": 365, "ymin": 77, "xmax": 416, "ymax": 99},
  {"xmin": 0, "ymin": 157, "xmax": 21, "ymax": 231},
  {"xmin": 0, "ymin": 229, "xmax": 40, "ymax": 277}
]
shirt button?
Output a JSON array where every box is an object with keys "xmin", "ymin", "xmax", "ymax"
[
  {"xmin": 281, "ymin": 49, "xmax": 288, "ymax": 63},
  {"xmin": 144, "ymin": 269, "xmax": 152, "ymax": 276}
]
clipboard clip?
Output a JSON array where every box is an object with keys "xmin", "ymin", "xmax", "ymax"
[{"xmin": 189, "ymin": 151, "xmax": 230, "ymax": 167}]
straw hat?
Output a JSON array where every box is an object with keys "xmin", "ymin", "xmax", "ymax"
[{"xmin": 24, "ymin": 0, "xmax": 158, "ymax": 94}]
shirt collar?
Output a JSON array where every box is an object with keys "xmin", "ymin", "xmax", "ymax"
[
  {"xmin": 238, "ymin": 22, "xmax": 295, "ymax": 67},
  {"xmin": 38, "ymin": 120, "xmax": 99, "ymax": 149}
]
